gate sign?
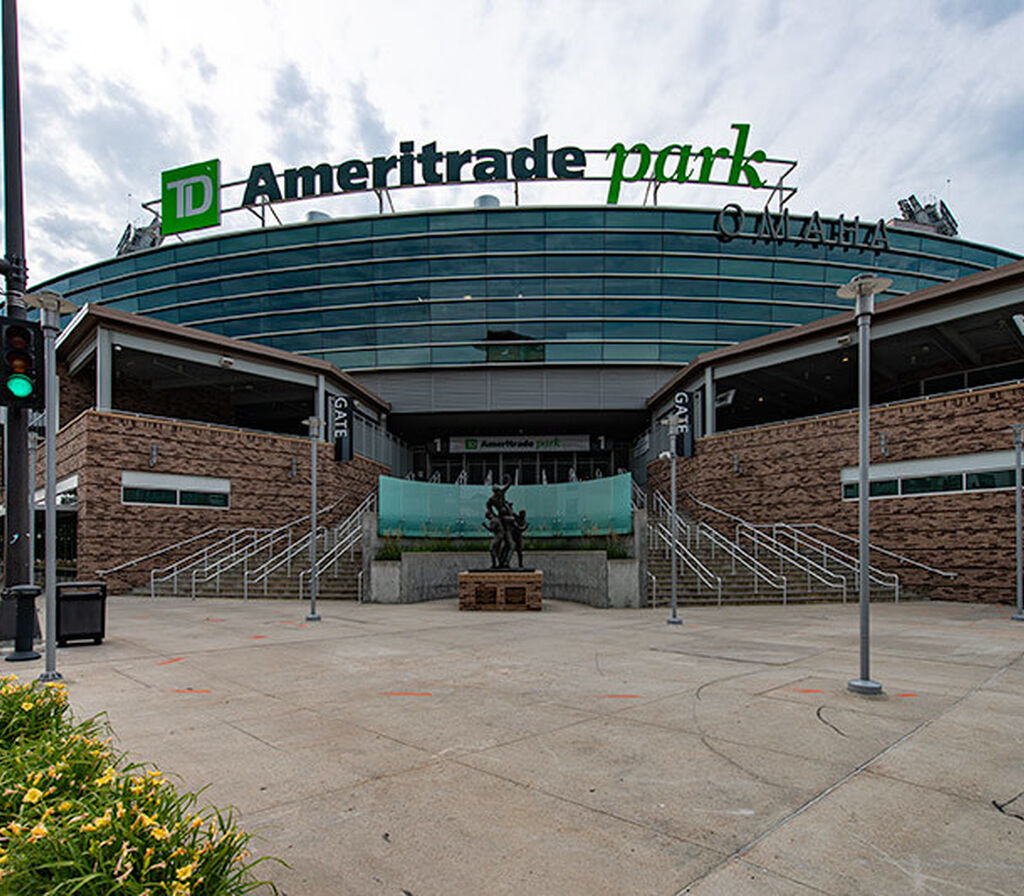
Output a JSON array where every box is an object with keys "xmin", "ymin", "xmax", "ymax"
[
  {"xmin": 333, "ymin": 395, "xmax": 353, "ymax": 462},
  {"xmin": 674, "ymin": 391, "xmax": 694, "ymax": 458}
]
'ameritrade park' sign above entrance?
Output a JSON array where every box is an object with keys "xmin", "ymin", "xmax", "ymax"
[{"xmin": 159, "ymin": 123, "xmax": 799, "ymax": 235}]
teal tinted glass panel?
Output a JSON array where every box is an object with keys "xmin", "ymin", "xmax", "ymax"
[
  {"xmin": 486, "ymin": 210, "xmax": 544, "ymax": 228},
  {"xmin": 546, "ymin": 343, "xmax": 601, "ymax": 361},
  {"xmin": 545, "ymin": 232, "xmax": 603, "ymax": 250},
  {"xmin": 604, "ymin": 299, "xmax": 660, "ymax": 318},
  {"xmin": 372, "ymin": 216, "xmax": 428, "ymax": 235},
  {"xmin": 378, "ymin": 473, "xmax": 632, "ymax": 537},
  {"xmin": 318, "ymin": 243, "xmax": 372, "ymax": 263},
  {"xmin": 545, "ymin": 210, "xmax": 603, "ymax": 227},
  {"xmin": 663, "ymin": 255, "xmax": 717, "ymax": 275},
  {"xmin": 659, "ymin": 344, "xmax": 700, "ymax": 363},
  {"xmin": 606, "ymin": 320, "xmax": 659, "ymax": 339},
  {"xmin": 966, "ymin": 470, "xmax": 1015, "ymax": 490},
  {"xmin": 377, "ymin": 346, "xmax": 430, "ymax": 366},
  {"xmin": 180, "ymin": 491, "xmax": 229, "ymax": 507},
  {"xmin": 604, "ymin": 343, "xmax": 658, "ymax": 361},
  {"xmin": 545, "ymin": 320, "xmax": 601, "ymax": 339},
  {"xmin": 122, "ymin": 487, "xmax": 176, "ymax": 505},
  {"xmin": 431, "ymin": 345, "xmax": 481, "ymax": 364},
  {"xmin": 871, "ymin": 480, "xmax": 898, "ymax": 496},
  {"xmin": 901, "ymin": 474, "xmax": 963, "ymax": 495},
  {"xmin": 605, "ymin": 232, "xmax": 660, "ymax": 251}
]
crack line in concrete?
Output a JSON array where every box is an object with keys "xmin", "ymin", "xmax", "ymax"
[
  {"xmin": 815, "ymin": 705, "xmax": 847, "ymax": 737},
  {"xmin": 672, "ymin": 645, "xmax": 1024, "ymax": 896}
]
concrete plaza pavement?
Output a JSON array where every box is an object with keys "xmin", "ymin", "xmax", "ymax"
[{"xmin": 18, "ymin": 596, "xmax": 1024, "ymax": 895}]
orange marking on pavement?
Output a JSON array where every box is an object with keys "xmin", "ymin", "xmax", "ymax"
[
  {"xmin": 794, "ymin": 688, "xmax": 824, "ymax": 693},
  {"xmin": 249, "ymin": 635, "xmax": 267, "ymax": 640},
  {"xmin": 205, "ymin": 618, "xmax": 226, "ymax": 623},
  {"xmin": 383, "ymin": 692, "xmax": 432, "ymax": 697},
  {"xmin": 896, "ymin": 693, "xmax": 917, "ymax": 698},
  {"xmin": 157, "ymin": 657, "xmax": 185, "ymax": 665},
  {"xmin": 172, "ymin": 689, "xmax": 211, "ymax": 694},
  {"xmin": 604, "ymin": 694, "xmax": 643, "ymax": 699}
]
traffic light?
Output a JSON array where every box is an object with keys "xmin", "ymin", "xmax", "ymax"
[{"xmin": 0, "ymin": 316, "xmax": 44, "ymax": 409}]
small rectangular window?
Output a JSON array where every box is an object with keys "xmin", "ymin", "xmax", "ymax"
[
  {"xmin": 900, "ymin": 474, "xmax": 963, "ymax": 495},
  {"xmin": 843, "ymin": 480, "xmax": 900, "ymax": 500},
  {"xmin": 180, "ymin": 491, "xmax": 230, "ymax": 508},
  {"xmin": 966, "ymin": 470, "xmax": 1016, "ymax": 490},
  {"xmin": 123, "ymin": 487, "xmax": 176, "ymax": 505},
  {"xmin": 870, "ymin": 480, "xmax": 899, "ymax": 497}
]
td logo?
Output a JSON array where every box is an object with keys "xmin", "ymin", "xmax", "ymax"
[{"xmin": 161, "ymin": 159, "xmax": 221, "ymax": 235}]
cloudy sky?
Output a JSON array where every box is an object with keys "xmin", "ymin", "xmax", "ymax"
[{"xmin": 13, "ymin": 0, "xmax": 1024, "ymax": 282}]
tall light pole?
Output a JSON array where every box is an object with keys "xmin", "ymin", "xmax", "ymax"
[
  {"xmin": 25, "ymin": 290, "xmax": 77, "ymax": 681},
  {"xmin": 302, "ymin": 416, "xmax": 321, "ymax": 622},
  {"xmin": 1011, "ymin": 423, "xmax": 1023, "ymax": 622},
  {"xmin": 837, "ymin": 273, "xmax": 891, "ymax": 696}
]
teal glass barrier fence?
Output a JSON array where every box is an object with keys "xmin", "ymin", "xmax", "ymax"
[{"xmin": 378, "ymin": 473, "xmax": 633, "ymax": 537}]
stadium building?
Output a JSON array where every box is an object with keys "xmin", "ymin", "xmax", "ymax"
[{"xmin": 18, "ymin": 133, "xmax": 1024, "ymax": 603}]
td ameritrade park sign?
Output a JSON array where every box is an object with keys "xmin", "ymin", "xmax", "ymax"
[{"xmin": 160, "ymin": 123, "xmax": 792, "ymax": 235}]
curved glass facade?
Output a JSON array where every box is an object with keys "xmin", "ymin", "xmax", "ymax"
[{"xmin": 38, "ymin": 206, "xmax": 1019, "ymax": 371}]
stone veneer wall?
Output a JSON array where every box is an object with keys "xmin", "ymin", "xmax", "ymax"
[
  {"xmin": 647, "ymin": 382, "xmax": 1023, "ymax": 604},
  {"xmin": 50, "ymin": 410, "xmax": 385, "ymax": 591}
]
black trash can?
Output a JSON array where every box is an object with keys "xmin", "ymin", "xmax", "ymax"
[{"xmin": 55, "ymin": 581, "xmax": 107, "ymax": 646}]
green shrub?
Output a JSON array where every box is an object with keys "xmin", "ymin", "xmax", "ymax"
[{"xmin": 0, "ymin": 675, "xmax": 280, "ymax": 895}]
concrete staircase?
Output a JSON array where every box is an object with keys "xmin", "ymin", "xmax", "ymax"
[
  {"xmin": 187, "ymin": 550, "xmax": 363, "ymax": 601},
  {"xmin": 646, "ymin": 510, "xmax": 896, "ymax": 607}
]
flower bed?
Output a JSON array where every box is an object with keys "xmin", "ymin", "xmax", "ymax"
[{"xmin": 0, "ymin": 675, "xmax": 279, "ymax": 895}]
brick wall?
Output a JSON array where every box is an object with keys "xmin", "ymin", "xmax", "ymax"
[
  {"xmin": 54, "ymin": 411, "xmax": 386, "ymax": 590},
  {"xmin": 648, "ymin": 382, "xmax": 1023, "ymax": 604}
]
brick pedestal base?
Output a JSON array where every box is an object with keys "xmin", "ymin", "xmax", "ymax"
[{"xmin": 458, "ymin": 570, "xmax": 543, "ymax": 611}]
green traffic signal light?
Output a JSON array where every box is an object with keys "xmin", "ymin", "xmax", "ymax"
[{"xmin": 6, "ymin": 374, "xmax": 33, "ymax": 398}]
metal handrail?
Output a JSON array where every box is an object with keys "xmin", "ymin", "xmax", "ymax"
[
  {"xmin": 244, "ymin": 527, "xmax": 328, "ymax": 598},
  {"xmin": 296, "ymin": 493, "xmax": 376, "ymax": 599},
  {"xmin": 696, "ymin": 521, "xmax": 787, "ymax": 603},
  {"xmin": 188, "ymin": 527, "xmax": 283, "ymax": 597},
  {"xmin": 100, "ymin": 527, "xmax": 225, "ymax": 576},
  {"xmin": 150, "ymin": 529, "xmax": 260, "ymax": 597},
  {"xmin": 737, "ymin": 524, "xmax": 846, "ymax": 602},
  {"xmin": 631, "ymin": 480, "xmax": 648, "ymax": 510},
  {"xmin": 683, "ymin": 491, "xmax": 748, "ymax": 528},
  {"xmin": 652, "ymin": 491, "xmax": 691, "ymax": 546},
  {"xmin": 298, "ymin": 526, "xmax": 362, "ymax": 600},
  {"xmin": 189, "ymin": 492, "xmax": 360, "ymax": 598},
  {"xmin": 787, "ymin": 522, "xmax": 957, "ymax": 579},
  {"xmin": 646, "ymin": 570, "xmax": 658, "ymax": 606},
  {"xmin": 651, "ymin": 521, "xmax": 723, "ymax": 604},
  {"xmin": 773, "ymin": 524, "xmax": 900, "ymax": 601}
]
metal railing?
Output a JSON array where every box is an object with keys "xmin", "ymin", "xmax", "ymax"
[
  {"xmin": 99, "ymin": 527, "xmax": 225, "ymax": 578},
  {"xmin": 649, "ymin": 521, "xmax": 723, "ymax": 604},
  {"xmin": 298, "ymin": 525, "xmax": 361, "ymax": 600},
  {"xmin": 150, "ymin": 529, "xmax": 264, "ymax": 598},
  {"xmin": 187, "ymin": 527, "xmax": 288, "ymax": 598},
  {"xmin": 246, "ymin": 491, "xmax": 377, "ymax": 599},
  {"xmin": 772, "ymin": 524, "xmax": 901, "ymax": 601},
  {"xmin": 696, "ymin": 521, "xmax": 788, "ymax": 603},
  {"xmin": 646, "ymin": 570, "xmax": 658, "ymax": 606},
  {"xmin": 631, "ymin": 480, "xmax": 648, "ymax": 510},
  {"xmin": 244, "ymin": 527, "xmax": 328, "ymax": 599},
  {"xmin": 651, "ymin": 491, "xmax": 691, "ymax": 546},
  {"xmin": 787, "ymin": 523, "xmax": 957, "ymax": 580},
  {"xmin": 737, "ymin": 524, "xmax": 846, "ymax": 603}
]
